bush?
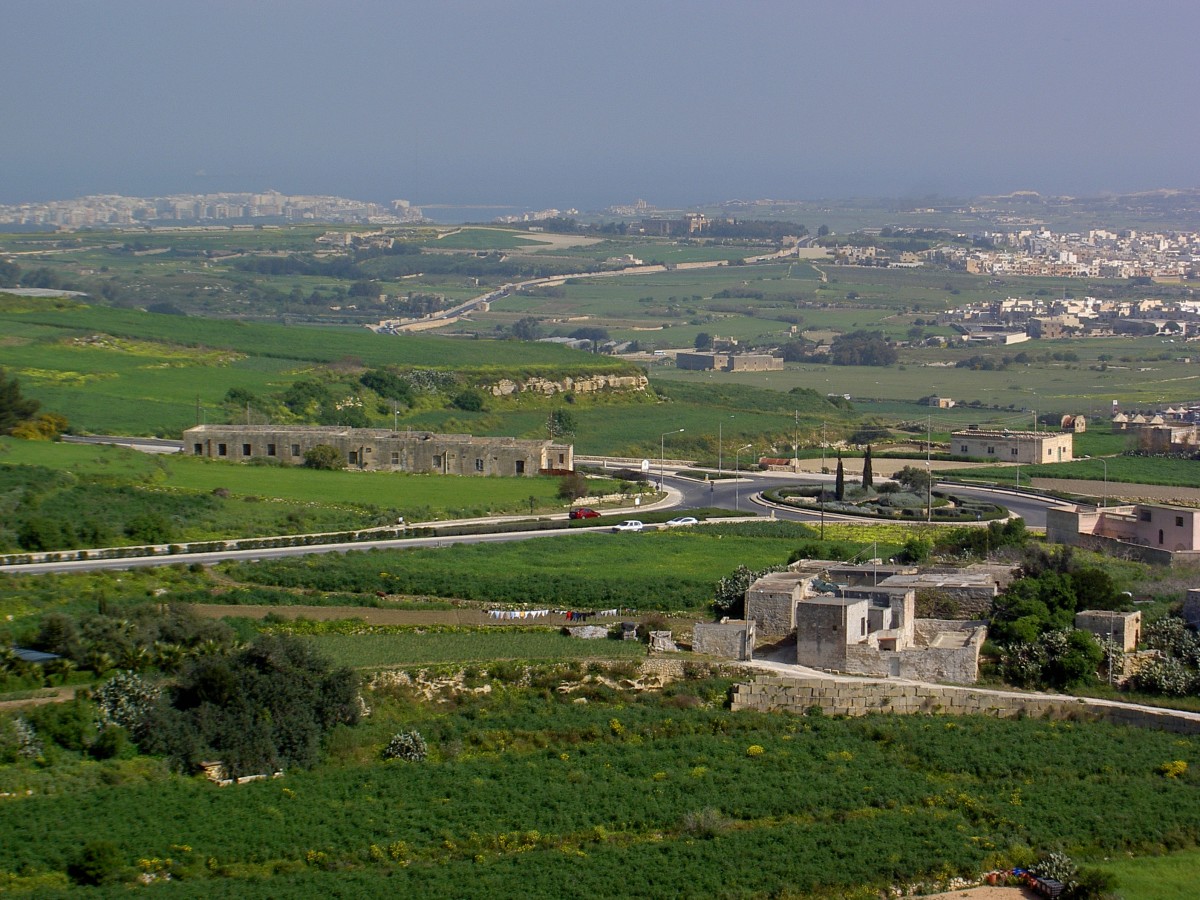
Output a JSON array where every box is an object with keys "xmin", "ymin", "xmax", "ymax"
[
  {"xmin": 382, "ymin": 730, "xmax": 428, "ymax": 762},
  {"xmin": 303, "ymin": 444, "xmax": 345, "ymax": 470},
  {"xmin": 94, "ymin": 672, "xmax": 161, "ymax": 744},
  {"xmin": 67, "ymin": 840, "xmax": 125, "ymax": 886}
]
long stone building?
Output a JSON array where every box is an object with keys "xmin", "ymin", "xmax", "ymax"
[
  {"xmin": 950, "ymin": 428, "xmax": 1073, "ymax": 464},
  {"xmin": 182, "ymin": 424, "xmax": 573, "ymax": 476}
]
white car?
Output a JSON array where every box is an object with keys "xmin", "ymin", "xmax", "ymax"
[
  {"xmin": 612, "ymin": 520, "xmax": 644, "ymax": 533},
  {"xmin": 665, "ymin": 516, "xmax": 699, "ymax": 527}
]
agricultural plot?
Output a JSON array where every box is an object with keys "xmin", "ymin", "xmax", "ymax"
[
  {"xmin": 307, "ymin": 631, "xmax": 647, "ymax": 667},
  {"xmin": 0, "ymin": 686, "xmax": 1196, "ymax": 898},
  {"xmin": 0, "ymin": 439, "xmax": 569, "ymax": 547},
  {"xmin": 0, "ymin": 300, "xmax": 635, "ymax": 434},
  {"xmin": 223, "ymin": 522, "xmax": 892, "ymax": 612}
]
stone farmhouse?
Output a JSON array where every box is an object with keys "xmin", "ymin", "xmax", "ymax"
[
  {"xmin": 951, "ymin": 428, "xmax": 1073, "ymax": 464},
  {"xmin": 726, "ymin": 561, "xmax": 995, "ymax": 683},
  {"xmin": 1046, "ymin": 501, "xmax": 1200, "ymax": 565},
  {"xmin": 674, "ymin": 351, "xmax": 783, "ymax": 372},
  {"xmin": 182, "ymin": 424, "xmax": 573, "ymax": 477}
]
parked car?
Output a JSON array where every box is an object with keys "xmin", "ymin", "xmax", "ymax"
[
  {"xmin": 665, "ymin": 516, "xmax": 699, "ymax": 527},
  {"xmin": 569, "ymin": 507, "xmax": 600, "ymax": 520},
  {"xmin": 611, "ymin": 520, "xmax": 644, "ymax": 533}
]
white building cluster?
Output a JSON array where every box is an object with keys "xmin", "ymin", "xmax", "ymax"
[
  {"xmin": 0, "ymin": 192, "xmax": 424, "ymax": 229},
  {"xmin": 932, "ymin": 227, "xmax": 1200, "ymax": 279}
]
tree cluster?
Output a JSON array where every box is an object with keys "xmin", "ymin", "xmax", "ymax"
[
  {"xmin": 143, "ymin": 634, "xmax": 360, "ymax": 776},
  {"xmin": 828, "ymin": 331, "xmax": 898, "ymax": 366}
]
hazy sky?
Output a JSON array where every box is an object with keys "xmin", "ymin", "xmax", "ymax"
[{"xmin": 3, "ymin": 1, "xmax": 1198, "ymax": 210}]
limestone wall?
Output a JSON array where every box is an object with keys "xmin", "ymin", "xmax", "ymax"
[
  {"xmin": 730, "ymin": 675, "xmax": 1200, "ymax": 735},
  {"xmin": 488, "ymin": 373, "xmax": 648, "ymax": 397},
  {"xmin": 745, "ymin": 590, "xmax": 797, "ymax": 639},
  {"xmin": 693, "ymin": 621, "xmax": 755, "ymax": 661}
]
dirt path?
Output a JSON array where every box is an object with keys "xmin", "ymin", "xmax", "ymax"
[
  {"xmin": 188, "ymin": 603, "xmax": 700, "ymax": 630},
  {"xmin": 919, "ymin": 889, "xmax": 1035, "ymax": 900},
  {"xmin": 0, "ymin": 686, "xmax": 78, "ymax": 712},
  {"xmin": 1031, "ymin": 477, "xmax": 1200, "ymax": 504}
]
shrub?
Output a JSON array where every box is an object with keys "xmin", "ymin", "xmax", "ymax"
[
  {"xmin": 94, "ymin": 672, "xmax": 161, "ymax": 744},
  {"xmin": 303, "ymin": 444, "xmax": 345, "ymax": 470},
  {"xmin": 67, "ymin": 840, "xmax": 125, "ymax": 886},
  {"xmin": 680, "ymin": 807, "xmax": 728, "ymax": 838},
  {"xmin": 382, "ymin": 730, "xmax": 428, "ymax": 762}
]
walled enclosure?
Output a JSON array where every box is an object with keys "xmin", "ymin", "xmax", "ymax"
[
  {"xmin": 693, "ymin": 620, "xmax": 755, "ymax": 661},
  {"xmin": 183, "ymin": 424, "xmax": 572, "ymax": 477},
  {"xmin": 731, "ymin": 674, "xmax": 1200, "ymax": 735}
]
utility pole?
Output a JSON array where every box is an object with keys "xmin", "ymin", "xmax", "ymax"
[{"xmin": 793, "ymin": 409, "xmax": 799, "ymax": 470}]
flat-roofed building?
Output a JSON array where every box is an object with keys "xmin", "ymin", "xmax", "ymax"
[
  {"xmin": 951, "ymin": 428, "xmax": 1073, "ymax": 464},
  {"xmin": 183, "ymin": 424, "xmax": 572, "ymax": 477}
]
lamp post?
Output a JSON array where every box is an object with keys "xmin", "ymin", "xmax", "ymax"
[
  {"xmin": 1084, "ymin": 456, "xmax": 1109, "ymax": 507},
  {"xmin": 734, "ymin": 443, "xmax": 752, "ymax": 511},
  {"xmin": 718, "ymin": 416, "xmax": 733, "ymax": 478},
  {"xmin": 926, "ymin": 460, "xmax": 932, "ymax": 523},
  {"xmin": 660, "ymin": 428, "xmax": 683, "ymax": 490}
]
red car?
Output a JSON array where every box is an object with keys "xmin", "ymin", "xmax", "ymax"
[{"xmin": 569, "ymin": 507, "xmax": 600, "ymax": 520}]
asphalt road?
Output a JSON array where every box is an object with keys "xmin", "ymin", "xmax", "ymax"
[
  {"xmin": 4, "ymin": 469, "xmax": 1059, "ymax": 576},
  {"xmin": 664, "ymin": 470, "xmax": 1054, "ymax": 528}
]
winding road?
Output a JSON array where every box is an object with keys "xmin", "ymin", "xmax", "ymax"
[{"xmin": 2, "ymin": 466, "xmax": 1061, "ymax": 576}]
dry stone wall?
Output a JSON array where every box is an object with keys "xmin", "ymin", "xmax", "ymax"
[{"xmin": 731, "ymin": 674, "xmax": 1200, "ymax": 735}]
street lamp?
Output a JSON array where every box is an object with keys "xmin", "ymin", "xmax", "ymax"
[
  {"xmin": 660, "ymin": 428, "xmax": 684, "ymax": 490},
  {"xmin": 734, "ymin": 443, "xmax": 752, "ymax": 511},
  {"xmin": 1084, "ymin": 456, "xmax": 1109, "ymax": 507},
  {"xmin": 926, "ymin": 460, "xmax": 932, "ymax": 523},
  {"xmin": 718, "ymin": 416, "xmax": 734, "ymax": 478}
]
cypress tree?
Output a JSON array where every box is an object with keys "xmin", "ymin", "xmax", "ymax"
[
  {"xmin": 835, "ymin": 454, "xmax": 845, "ymax": 501},
  {"xmin": 862, "ymin": 445, "xmax": 874, "ymax": 490}
]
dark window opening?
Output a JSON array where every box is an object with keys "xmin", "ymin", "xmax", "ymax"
[
  {"xmin": 267, "ymin": 443, "xmax": 276, "ymax": 456},
  {"xmin": 515, "ymin": 460, "xmax": 525, "ymax": 475},
  {"xmin": 217, "ymin": 443, "xmax": 227, "ymax": 457},
  {"xmin": 291, "ymin": 444, "xmax": 301, "ymax": 457},
  {"xmin": 475, "ymin": 458, "xmax": 484, "ymax": 471},
  {"xmin": 242, "ymin": 443, "xmax": 252, "ymax": 456},
  {"xmin": 193, "ymin": 443, "xmax": 203, "ymax": 455}
]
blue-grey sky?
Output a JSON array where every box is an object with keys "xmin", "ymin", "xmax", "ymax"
[{"xmin": 3, "ymin": 1, "xmax": 1198, "ymax": 209}]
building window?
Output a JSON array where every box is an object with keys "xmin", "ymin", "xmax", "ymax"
[
  {"xmin": 1139, "ymin": 509, "xmax": 1152, "ymax": 522},
  {"xmin": 291, "ymin": 444, "xmax": 301, "ymax": 457},
  {"xmin": 1011, "ymin": 447, "xmax": 1019, "ymax": 456},
  {"xmin": 960, "ymin": 445, "xmax": 968, "ymax": 453},
  {"xmin": 1176, "ymin": 516, "xmax": 1185, "ymax": 527},
  {"xmin": 432, "ymin": 455, "xmax": 442, "ymax": 468},
  {"xmin": 986, "ymin": 446, "xmax": 995, "ymax": 454},
  {"xmin": 348, "ymin": 451, "xmax": 358, "ymax": 465},
  {"xmin": 515, "ymin": 460, "xmax": 525, "ymax": 475},
  {"xmin": 391, "ymin": 451, "xmax": 400, "ymax": 465},
  {"xmin": 242, "ymin": 443, "xmax": 252, "ymax": 456},
  {"xmin": 475, "ymin": 458, "xmax": 484, "ymax": 472},
  {"xmin": 860, "ymin": 617, "xmax": 867, "ymax": 637},
  {"xmin": 558, "ymin": 453, "xmax": 565, "ymax": 465},
  {"xmin": 193, "ymin": 443, "xmax": 203, "ymax": 455},
  {"xmin": 266, "ymin": 443, "xmax": 276, "ymax": 457},
  {"xmin": 217, "ymin": 443, "xmax": 227, "ymax": 457}
]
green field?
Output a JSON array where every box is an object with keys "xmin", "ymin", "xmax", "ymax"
[
  {"xmin": 0, "ymin": 298, "xmax": 638, "ymax": 435},
  {"xmin": 306, "ymin": 631, "xmax": 647, "ymax": 666},
  {"xmin": 1090, "ymin": 847, "xmax": 1200, "ymax": 900},
  {"xmin": 1, "ymin": 681, "xmax": 1198, "ymax": 898},
  {"xmin": 946, "ymin": 455, "xmax": 1200, "ymax": 489},
  {"xmin": 225, "ymin": 521, "xmax": 892, "ymax": 611},
  {"xmin": 0, "ymin": 439, "xmax": 570, "ymax": 542}
]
